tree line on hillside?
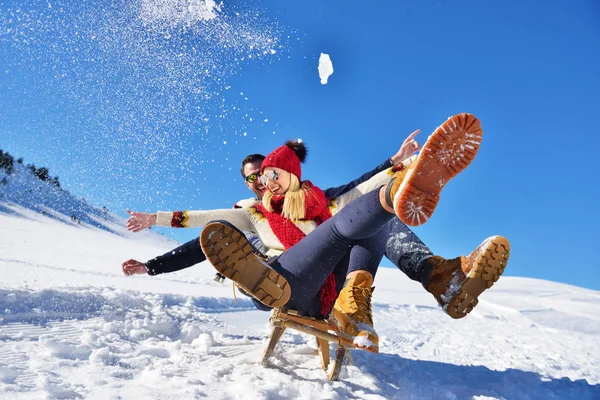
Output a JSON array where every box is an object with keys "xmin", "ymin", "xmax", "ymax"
[{"xmin": 0, "ymin": 149, "xmax": 61, "ymax": 188}]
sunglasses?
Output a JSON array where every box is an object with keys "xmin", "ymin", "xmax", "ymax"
[
  {"xmin": 245, "ymin": 173, "xmax": 260, "ymax": 184},
  {"xmin": 259, "ymin": 170, "xmax": 279, "ymax": 185}
]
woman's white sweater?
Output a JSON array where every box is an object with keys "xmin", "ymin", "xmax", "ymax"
[{"xmin": 156, "ymin": 166, "xmax": 398, "ymax": 257}]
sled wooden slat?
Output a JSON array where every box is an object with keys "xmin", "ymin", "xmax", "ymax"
[
  {"xmin": 316, "ymin": 337, "xmax": 330, "ymax": 370},
  {"xmin": 259, "ymin": 308, "xmax": 351, "ymax": 381}
]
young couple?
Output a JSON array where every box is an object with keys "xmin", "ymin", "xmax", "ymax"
[{"xmin": 124, "ymin": 113, "xmax": 510, "ymax": 353}]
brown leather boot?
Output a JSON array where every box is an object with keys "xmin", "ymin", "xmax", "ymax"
[
  {"xmin": 330, "ymin": 271, "xmax": 378, "ymax": 353},
  {"xmin": 390, "ymin": 113, "xmax": 483, "ymax": 226},
  {"xmin": 200, "ymin": 221, "xmax": 291, "ymax": 308},
  {"xmin": 385, "ymin": 155, "xmax": 417, "ymax": 210},
  {"xmin": 423, "ymin": 236, "xmax": 510, "ymax": 319}
]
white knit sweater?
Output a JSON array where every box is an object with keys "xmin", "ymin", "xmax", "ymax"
[{"xmin": 156, "ymin": 166, "xmax": 399, "ymax": 257}]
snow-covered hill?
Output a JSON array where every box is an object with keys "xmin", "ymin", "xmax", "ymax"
[
  {"xmin": 0, "ymin": 159, "xmax": 138, "ymax": 237},
  {"xmin": 1, "ymin": 164, "xmax": 599, "ymax": 399}
]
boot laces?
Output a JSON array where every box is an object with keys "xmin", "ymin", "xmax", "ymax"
[{"xmin": 348, "ymin": 286, "xmax": 373, "ymax": 324}]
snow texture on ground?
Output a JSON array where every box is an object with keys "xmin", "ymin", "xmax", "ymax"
[{"xmin": 1, "ymin": 164, "xmax": 599, "ymax": 399}]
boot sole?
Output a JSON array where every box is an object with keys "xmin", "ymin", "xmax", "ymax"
[
  {"xmin": 394, "ymin": 113, "xmax": 483, "ymax": 226},
  {"xmin": 200, "ymin": 222, "xmax": 291, "ymax": 308},
  {"xmin": 445, "ymin": 236, "xmax": 510, "ymax": 319}
]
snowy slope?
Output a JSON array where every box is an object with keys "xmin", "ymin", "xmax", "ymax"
[
  {"xmin": 0, "ymin": 161, "xmax": 140, "ymax": 237},
  {"xmin": 1, "ymin": 170, "xmax": 599, "ymax": 399}
]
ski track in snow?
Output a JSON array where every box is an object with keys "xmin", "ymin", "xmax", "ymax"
[{"xmin": 1, "ymin": 169, "xmax": 600, "ymax": 398}]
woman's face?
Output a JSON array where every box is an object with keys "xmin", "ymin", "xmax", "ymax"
[{"xmin": 261, "ymin": 167, "xmax": 291, "ymax": 196}]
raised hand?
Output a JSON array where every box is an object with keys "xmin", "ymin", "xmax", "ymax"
[
  {"xmin": 390, "ymin": 129, "xmax": 421, "ymax": 165},
  {"xmin": 126, "ymin": 209, "xmax": 157, "ymax": 232},
  {"xmin": 121, "ymin": 259, "xmax": 149, "ymax": 276}
]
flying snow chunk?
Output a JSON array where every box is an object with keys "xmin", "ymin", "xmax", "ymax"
[
  {"xmin": 140, "ymin": 0, "xmax": 221, "ymax": 24},
  {"xmin": 318, "ymin": 53, "xmax": 334, "ymax": 85}
]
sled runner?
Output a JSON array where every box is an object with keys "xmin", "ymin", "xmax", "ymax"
[{"xmin": 260, "ymin": 307, "xmax": 354, "ymax": 381}]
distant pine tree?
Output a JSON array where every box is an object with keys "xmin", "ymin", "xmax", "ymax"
[
  {"xmin": 35, "ymin": 167, "xmax": 50, "ymax": 182},
  {"xmin": 0, "ymin": 151, "xmax": 61, "ymax": 187},
  {"xmin": 0, "ymin": 150, "xmax": 15, "ymax": 174},
  {"xmin": 51, "ymin": 176, "xmax": 61, "ymax": 188}
]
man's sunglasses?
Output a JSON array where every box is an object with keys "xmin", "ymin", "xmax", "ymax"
[{"xmin": 245, "ymin": 173, "xmax": 260, "ymax": 184}]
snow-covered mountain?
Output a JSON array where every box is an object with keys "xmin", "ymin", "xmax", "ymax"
[
  {"xmin": 1, "ymin": 158, "xmax": 599, "ymax": 399},
  {"xmin": 0, "ymin": 156, "xmax": 140, "ymax": 237}
]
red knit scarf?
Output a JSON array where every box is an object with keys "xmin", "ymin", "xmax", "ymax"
[{"xmin": 256, "ymin": 181, "xmax": 337, "ymax": 317}]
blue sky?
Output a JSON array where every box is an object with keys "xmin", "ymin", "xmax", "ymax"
[{"xmin": 1, "ymin": 0, "xmax": 599, "ymax": 290}]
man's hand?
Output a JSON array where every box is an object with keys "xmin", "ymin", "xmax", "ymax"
[
  {"xmin": 390, "ymin": 129, "xmax": 421, "ymax": 165},
  {"xmin": 122, "ymin": 259, "xmax": 149, "ymax": 276},
  {"xmin": 126, "ymin": 209, "xmax": 157, "ymax": 232}
]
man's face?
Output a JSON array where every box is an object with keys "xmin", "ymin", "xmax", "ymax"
[{"xmin": 242, "ymin": 161, "xmax": 265, "ymax": 199}]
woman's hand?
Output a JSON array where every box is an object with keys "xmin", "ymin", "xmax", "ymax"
[
  {"xmin": 126, "ymin": 209, "xmax": 157, "ymax": 232},
  {"xmin": 390, "ymin": 129, "xmax": 421, "ymax": 165},
  {"xmin": 122, "ymin": 259, "xmax": 148, "ymax": 276}
]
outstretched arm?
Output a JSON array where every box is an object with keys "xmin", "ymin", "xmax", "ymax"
[
  {"xmin": 122, "ymin": 259, "xmax": 149, "ymax": 275},
  {"xmin": 126, "ymin": 207, "xmax": 254, "ymax": 232},
  {"xmin": 323, "ymin": 129, "xmax": 421, "ymax": 199},
  {"xmin": 122, "ymin": 237, "xmax": 207, "ymax": 276},
  {"xmin": 323, "ymin": 159, "xmax": 392, "ymax": 200},
  {"xmin": 126, "ymin": 209, "xmax": 156, "ymax": 232},
  {"xmin": 389, "ymin": 129, "xmax": 421, "ymax": 166}
]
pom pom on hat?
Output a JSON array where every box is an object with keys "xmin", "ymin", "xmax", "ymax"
[{"xmin": 261, "ymin": 139, "xmax": 307, "ymax": 180}]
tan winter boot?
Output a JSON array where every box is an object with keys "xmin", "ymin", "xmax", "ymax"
[
  {"xmin": 200, "ymin": 221, "xmax": 291, "ymax": 308},
  {"xmin": 423, "ymin": 236, "xmax": 510, "ymax": 319},
  {"xmin": 389, "ymin": 113, "xmax": 483, "ymax": 226},
  {"xmin": 385, "ymin": 155, "xmax": 417, "ymax": 208},
  {"xmin": 330, "ymin": 271, "xmax": 379, "ymax": 353}
]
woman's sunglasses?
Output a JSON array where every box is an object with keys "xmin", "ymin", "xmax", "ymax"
[{"xmin": 259, "ymin": 170, "xmax": 279, "ymax": 185}]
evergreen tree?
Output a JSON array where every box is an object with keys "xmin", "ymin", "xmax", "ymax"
[
  {"xmin": 27, "ymin": 164, "xmax": 37, "ymax": 175},
  {"xmin": 0, "ymin": 150, "xmax": 14, "ymax": 174},
  {"xmin": 0, "ymin": 151, "xmax": 61, "ymax": 187},
  {"xmin": 51, "ymin": 176, "xmax": 61, "ymax": 188},
  {"xmin": 35, "ymin": 167, "xmax": 50, "ymax": 182}
]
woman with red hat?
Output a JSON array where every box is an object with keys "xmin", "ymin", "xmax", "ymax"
[
  {"xmin": 127, "ymin": 135, "xmax": 414, "ymax": 352},
  {"xmin": 126, "ymin": 113, "xmax": 510, "ymax": 353}
]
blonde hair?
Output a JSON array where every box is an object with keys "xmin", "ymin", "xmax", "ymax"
[{"xmin": 262, "ymin": 174, "xmax": 311, "ymax": 221}]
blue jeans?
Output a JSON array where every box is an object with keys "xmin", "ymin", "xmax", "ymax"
[
  {"xmin": 269, "ymin": 189, "xmax": 393, "ymax": 317},
  {"xmin": 147, "ymin": 192, "xmax": 433, "ymax": 314},
  {"xmin": 385, "ymin": 218, "xmax": 433, "ymax": 288}
]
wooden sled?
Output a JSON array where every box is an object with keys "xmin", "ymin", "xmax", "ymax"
[{"xmin": 259, "ymin": 307, "xmax": 354, "ymax": 381}]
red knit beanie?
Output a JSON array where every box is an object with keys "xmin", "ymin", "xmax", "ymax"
[{"xmin": 261, "ymin": 141, "xmax": 304, "ymax": 180}]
